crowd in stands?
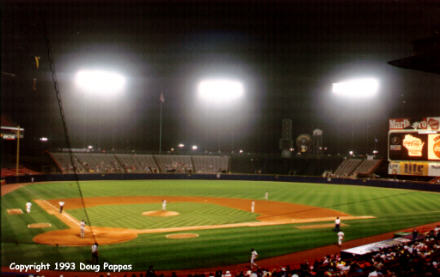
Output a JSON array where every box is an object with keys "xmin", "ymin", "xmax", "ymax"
[
  {"xmin": 49, "ymin": 152, "xmax": 229, "ymax": 175},
  {"xmin": 114, "ymin": 226, "xmax": 440, "ymax": 277}
]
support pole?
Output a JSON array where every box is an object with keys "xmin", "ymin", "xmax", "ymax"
[
  {"xmin": 159, "ymin": 101, "xmax": 163, "ymax": 154},
  {"xmin": 16, "ymin": 126, "xmax": 20, "ymax": 176}
]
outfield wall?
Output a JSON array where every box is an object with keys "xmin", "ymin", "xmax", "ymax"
[{"xmin": 4, "ymin": 173, "xmax": 440, "ymax": 192}]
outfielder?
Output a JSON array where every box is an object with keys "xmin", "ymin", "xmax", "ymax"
[
  {"xmin": 250, "ymin": 248, "xmax": 258, "ymax": 269},
  {"xmin": 162, "ymin": 199, "xmax": 167, "ymax": 211},
  {"xmin": 264, "ymin": 192, "xmax": 269, "ymax": 200},
  {"xmin": 26, "ymin": 201, "xmax": 32, "ymax": 213}
]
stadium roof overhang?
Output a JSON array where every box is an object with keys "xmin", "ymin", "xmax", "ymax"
[
  {"xmin": 388, "ymin": 35, "xmax": 440, "ymax": 75},
  {"xmin": 388, "ymin": 53, "xmax": 440, "ymax": 74}
]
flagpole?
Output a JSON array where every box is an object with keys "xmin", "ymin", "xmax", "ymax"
[{"xmin": 159, "ymin": 93, "xmax": 164, "ymax": 154}]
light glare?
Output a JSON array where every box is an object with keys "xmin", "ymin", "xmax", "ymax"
[
  {"xmin": 332, "ymin": 78, "xmax": 379, "ymax": 99},
  {"xmin": 198, "ymin": 79, "xmax": 244, "ymax": 103},
  {"xmin": 75, "ymin": 70, "xmax": 126, "ymax": 96}
]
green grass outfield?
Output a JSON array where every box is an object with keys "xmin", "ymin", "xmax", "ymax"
[{"xmin": 2, "ymin": 179, "xmax": 440, "ymax": 271}]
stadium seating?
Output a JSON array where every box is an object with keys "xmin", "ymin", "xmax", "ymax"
[
  {"xmin": 74, "ymin": 153, "xmax": 124, "ymax": 173},
  {"xmin": 154, "ymin": 155, "xmax": 193, "ymax": 173},
  {"xmin": 352, "ymin": 159, "xmax": 382, "ymax": 176},
  {"xmin": 334, "ymin": 159, "xmax": 363, "ymax": 177},
  {"xmin": 50, "ymin": 152, "xmax": 87, "ymax": 174},
  {"xmin": 116, "ymin": 154, "xmax": 159, "ymax": 173},
  {"xmin": 48, "ymin": 152, "xmax": 383, "ymax": 179},
  {"xmin": 49, "ymin": 152, "xmax": 231, "ymax": 174},
  {"xmin": 191, "ymin": 155, "xmax": 229, "ymax": 173}
]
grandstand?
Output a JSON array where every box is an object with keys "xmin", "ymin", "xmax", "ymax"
[
  {"xmin": 154, "ymin": 154, "xmax": 193, "ymax": 173},
  {"xmin": 75, "ymin": 153, "xmax": 124, "ymax": 174},
  {"xmin": 48, "ymin": 152, "xmax": 231, "ymax": 175},
  {"xmin": 49, "ymin": 152, "xmax": 86, "ymax": 174},
  {"xmin": 352, "ymin": 159, "xmax": 382, "ymax": 177},
  {"xmin": 334, "ymin": 159, "xmax": 363, "ymax": 177},
  {"xmin": 191, "ymin": 155, "xmax": 229, "ymax": 173},
  {"xmin": 116, "ymin": 154, "xmax": 159, "ymax": 173}
]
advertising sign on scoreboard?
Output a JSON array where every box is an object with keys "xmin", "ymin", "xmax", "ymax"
[
  {"xmin": 388, "ymin": 117, "xmax": 440, "ymax": 177},
  {"xmin": 427, "ymin": 134, "xmax": 440, "ymax": 160}
]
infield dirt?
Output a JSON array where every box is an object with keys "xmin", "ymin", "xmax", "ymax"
[{"xmin": 32, "ymin": 196, "xmax": 373, "ymax": 246}]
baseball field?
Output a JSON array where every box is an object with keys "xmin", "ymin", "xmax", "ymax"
[{"xmin": 2, "ymin": 179, "xmax": 440, "ymax": 271}]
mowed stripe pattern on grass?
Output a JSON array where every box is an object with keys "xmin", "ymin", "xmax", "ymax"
[{"xmin": 68, "ymin": 202, "xmax": 258, "ymax": 229}]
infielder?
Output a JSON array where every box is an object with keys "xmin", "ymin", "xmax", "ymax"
[
  {"xmin": 251, "ymin": 201, "xmax": 255, "ymax": 213},
  {"xmin": 264, "ymin": 192, "xmax": 269, "ymax": 200},
  {"xmin": 162, "ymin": 199, "xmax": 167, "ymax": 211},
  {"xmin": 334, "ymin": 216, "xmax": 341, "ymax": 232},
  {"xmin": 80, "ymin": 220, "xmax": 86, "ymax": 238},
  {"xmin": 59, "ymin": 201, "xmax": 65, "ymax": 213},
  {"xmin": 26, "ymin": 201, "xmax": 32, "ymax": 213},
  {"xmin": 337, "ymin": 231, "xmax": 344, "ymax": 246},
  {"xmin": 250, "ymin": 248, "xmax": 258, "ymax": 269}
]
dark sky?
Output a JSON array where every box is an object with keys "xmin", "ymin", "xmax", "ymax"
[{"xmin": 2, "ymin": 0, "xmax": 440, "ymax": 155}]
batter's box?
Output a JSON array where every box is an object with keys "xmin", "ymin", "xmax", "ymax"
[
  {"xmin": 7, "ymin": 209, "xmax": 23, "ymax": 215},
  {"xmin": 28, "ymin": 223, "xmax": 52, "ymax": 228}
]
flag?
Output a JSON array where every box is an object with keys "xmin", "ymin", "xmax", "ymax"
[
  {"xmin": 34, "ymin": 56, "xmax": 40, "ymax": 70},
  {"xmin": 160, "ymin": 92, "xmax": 165, "ymax": 103}
]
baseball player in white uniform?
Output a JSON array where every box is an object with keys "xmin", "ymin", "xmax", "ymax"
[
  {"xmin": 334, "ymin": 216, "xmax": 341, "ymax": 232},
  {"xmin": 251, "ymin": 201, "xmax": 255, "ymax": 213},
  {"xmin": 59, "ymin": 201, "xmax": 65, "ymax": 213},
  {"xmin": 250, "ymin": 248, "xmax": 258, "ymax": 269},
  {"xmin": 337, "ymin": 231, "xmax": 344, "ymax": 246},
  {"xmin": 162, "ymin": 199, "xmax": 167, "ymax": 211},
  {"xmin": 26, "ymin": 202, "xmax": 32, "ymax": 213},
  {"xmin": 264, "ymin": 192, "xmax": 269, "ymax": 200},
  {"xmin": 80, "ymin": 220, "xmax": 86, "ymax": 238}
]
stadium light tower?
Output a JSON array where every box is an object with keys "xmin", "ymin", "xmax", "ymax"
[
  {"xmin": 75, "ymin": 69, "xmax": 126, "ymax": 97},
  {"xmin": 331, "ymin": 77, "xmax": 380, "ymax": 155},
  {"xmin": 332, "ymin": 78, "xmax": 379, "ymax": 99},
  {"xmin": 197, "ymin": 79, "xmax": 244, "ymax": 104},
  {"xmin": 197, "ymin": 78, "xmax": 245, "ymax": 152}
]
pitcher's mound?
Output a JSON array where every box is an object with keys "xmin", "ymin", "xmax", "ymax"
[
  {"xmin": 142, "ymin": 210, "xmax": 179, "ymax": 217},
  {"xmin": 28, "ymin": 223, "xmax": 52, "ymax": 228},
  {"xmin": 166, "ymin": 233, "xmax": 199, "ymax": 239}
]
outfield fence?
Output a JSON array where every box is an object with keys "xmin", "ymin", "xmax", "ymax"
[{"xmin": 5, "ymin": 173, "xmax": 440, "ymax": 192}]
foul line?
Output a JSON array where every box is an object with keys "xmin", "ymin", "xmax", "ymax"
[
  {"xmin": 34, "ymin": 199, "xmax": 81, "ymax": 228},
  {"xmin": 136, "ymin": 216, "xmax": 375, "ymax": 234}
]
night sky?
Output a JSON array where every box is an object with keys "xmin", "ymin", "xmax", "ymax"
[{"xmin": 2, "ymin": 0, "xmax": 440, "ymax": 156}]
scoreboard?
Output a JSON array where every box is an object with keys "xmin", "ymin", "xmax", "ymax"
[{"xmin": 388, "ymin": 117, "xmax": 440, "ymax": 177}]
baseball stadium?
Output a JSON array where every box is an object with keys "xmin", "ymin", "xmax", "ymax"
[{"xmin": 2, "ymin": 1, "xmax": 440, "ymax": 277}]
